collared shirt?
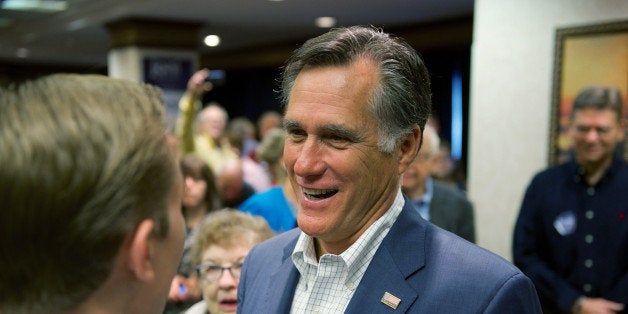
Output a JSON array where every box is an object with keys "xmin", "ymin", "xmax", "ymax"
[
  {"xmin": 290, "ymin": 190, "xmax": 405, "ymax": 314},
  {"xmin": 411, "ymin": 176, "xmax": 434, "ymax": 221}
]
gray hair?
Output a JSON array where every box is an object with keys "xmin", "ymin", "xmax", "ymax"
[
  {"xmin": 572, "ymin": 85, "xmax": 624, "ymax": 120},
  {"xmin": 198, "ymin": 102, "xmax": 228, "ymax": 125},
  {"xmin": 280, "ymin": 25, "xmax": 431, "ymax": 153},
  {"xmin": 421, "ymin": 124, "xmax": 441, "ymax": 158},
  {"xmin": 190, "ymin": 209, "xmax": 274, "ymax": 269}
]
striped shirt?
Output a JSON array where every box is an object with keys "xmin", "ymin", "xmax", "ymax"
[{"xmin": 290, "ymin": 190, "xmax": 405, "ymax": 313}]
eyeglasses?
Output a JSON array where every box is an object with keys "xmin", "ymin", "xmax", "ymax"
[
  {"xmin": 196, "ymin": 262, "xmax": 243, "ymax": 281},
  {"xmin": 574, "ymin": 125, "xmax": 614, "ymax": 136}
]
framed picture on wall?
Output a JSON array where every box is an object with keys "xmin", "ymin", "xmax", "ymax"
[{"xmin": 549, "ymin": 19, "xmax": 628, "ymax": 165}]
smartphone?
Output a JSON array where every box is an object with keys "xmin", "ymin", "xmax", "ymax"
[{"xmin": 205, "ymin": 69, "xmax": 226, "ymax": 86}]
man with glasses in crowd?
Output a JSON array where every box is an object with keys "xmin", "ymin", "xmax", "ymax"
[{"xmin": 514, "ymin": 86, "xmax": 627, "ymax": 314}]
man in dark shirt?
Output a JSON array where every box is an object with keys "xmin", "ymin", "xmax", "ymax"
[{"xmin": 514, "ymin": 86, "xmax": 627, "ymax": 314}]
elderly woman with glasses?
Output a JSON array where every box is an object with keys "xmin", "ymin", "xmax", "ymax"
[{"xmin": 185, "ymin": 209, "xmax": 274, "ymax": 314}]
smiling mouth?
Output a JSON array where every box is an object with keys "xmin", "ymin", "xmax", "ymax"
[{"xmin": 302, "ymin": 188, "xmax": 338, "ymax": 200}]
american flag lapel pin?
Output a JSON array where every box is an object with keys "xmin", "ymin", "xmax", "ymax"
[{"xmin": 381, "ymin": 291, "xmax": 401, "ymax": 310}]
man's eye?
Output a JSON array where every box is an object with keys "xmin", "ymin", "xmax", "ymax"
[
  {"xmin": 327, "ymin": 135, "xmax": 353, "ymax": 148},
  {"xmin": 576, "ymin": 126, "xmax": 612, "ymax": 134},
  {"xmin": 287, "ymin": 130, "xmax": 307, "ymax": 141},
  {"xmin": 329, "ymin": 135, "xmax": 348, "ymax": 142}
]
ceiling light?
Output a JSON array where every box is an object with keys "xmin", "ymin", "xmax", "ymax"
[
  {"xmin": 315, "ymin": 17, "xmax": 336, "ymax": 28},
  {"xmin": 204, "ymin": 35, "xmax": 220, "ymax": 47},
  {"xmin": 2, "ymin": 0, "xmax": 67, "ymax": 13}
]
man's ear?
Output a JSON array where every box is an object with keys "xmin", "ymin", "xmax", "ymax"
[
  {"xmin": 398, "ymin": 125, "xmax": 421, "ymax": 175},
  {"xmin": 128, "ymin": 219, "xmax": 156, "ymax": 282}
]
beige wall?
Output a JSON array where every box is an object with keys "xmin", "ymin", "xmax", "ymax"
[{"xmin": 469, "ymin": 0, "xmax": 628, "ymax": 259}]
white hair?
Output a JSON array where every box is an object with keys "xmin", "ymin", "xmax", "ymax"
[{"xmin": 422, "ymin": 124, "xmax": 440, "ymax": 158}]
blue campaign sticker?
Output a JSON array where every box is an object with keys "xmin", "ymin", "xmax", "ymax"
[{"xmin": 553, "ymin": 211, "xmax": 577, "ymax": 236}]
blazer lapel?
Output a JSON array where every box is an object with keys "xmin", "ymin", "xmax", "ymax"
[
  {"xmin": 346, "ymin": 199, "xmax": 426, "ymax": 313},
  {"xmin": 265, "ymin": 234, "xmax": 300, "ymax": 313}
]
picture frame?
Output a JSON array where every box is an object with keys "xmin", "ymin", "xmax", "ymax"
[{"xmin": 549, "ymin": 19, "xmax": 628, "ymax": 165}]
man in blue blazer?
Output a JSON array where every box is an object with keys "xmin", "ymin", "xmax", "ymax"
[{"xmin": 237, "ymin": 25, "xmax": 541, "ymax": 313}]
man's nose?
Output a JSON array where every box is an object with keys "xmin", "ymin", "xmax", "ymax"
[{"xmin": 293, "ymin": 138, "xmax": 325, "ymax": 177}]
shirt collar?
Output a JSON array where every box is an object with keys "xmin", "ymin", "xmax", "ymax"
[
  {"xmin": 291, "ymin": 189, "xmax": 405, "ymax": 283},
  {"xmin": 569, "ymin": 154, "xmax": 624, "ymax": 185}
]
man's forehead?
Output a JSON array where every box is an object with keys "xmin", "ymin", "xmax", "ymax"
[{"xmin": 572, "ymin": 108, "xmax": 620, "ymax": 123}]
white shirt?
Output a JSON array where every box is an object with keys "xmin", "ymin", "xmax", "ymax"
[{"xmin": 290, "ymin": 190, "xmax": 405, "ymax": 313}]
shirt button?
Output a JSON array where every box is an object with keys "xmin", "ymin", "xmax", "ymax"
[
  {"xmin": 585, "ymin": 210, "xmax": 594, "ymax": 219},
  {"xmin": 583, "ymin": 284, "xmax": 592, "ymax": 292},
  {"xmin": 587, "ymin": 187, "xmax": 595, "ymax": 196},
  {"xmin": 584, "ymin": 235, "xmax": 594, "ymax": 244},
  {"xmin": 584, "ymin": 259, "xmax": 593, "ymax": 268}
]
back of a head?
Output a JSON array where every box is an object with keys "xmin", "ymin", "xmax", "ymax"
[
  {"xmin": 572, "ymin": 85, "xmax": 624, "ymax": 120},
  {"xmin": 257, "ymin": 111, "xmax": 282, "ymax": 139},
  {"xmin": 280, "ymin": 25, "xmax": 432, "ymax": 153},
  {"xmin": 216, "ymin": 159, "xmax": 245, "ymax": 201},
  {"xmin": 0, "ymin": 74, "xmax": 174, "ymax": 313},
  {"xmin": 256, "ymin": 127, "xmax": 286, "ymax": 164},
  {"xmin": 229, "ymin": 116, "xmax": 256, "ymax": 139}
]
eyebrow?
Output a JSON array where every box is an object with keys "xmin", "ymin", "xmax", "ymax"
[
  {"xmin": 282, "ymin": 119, "xmax": 300, "ymax": 130},
  {"xmin": 322, "ymin": 124, "xmax": 364, "ymax": 142},
  {"xmin": 203, "ymin": 256, "xmax": 246, "ymax": 264},
  {"xmin": 283, "ymin": 119, "xmax": 365, "ymax": 142}
]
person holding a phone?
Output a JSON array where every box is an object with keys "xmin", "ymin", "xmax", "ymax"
[{"xmin": 175, "ymin": 69, "xmax": 238, "ymax": 174}]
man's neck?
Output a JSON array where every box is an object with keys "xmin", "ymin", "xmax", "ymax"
[{"xmin": 578, "ymin": 156, "xmax": 613, "ymax": 186}]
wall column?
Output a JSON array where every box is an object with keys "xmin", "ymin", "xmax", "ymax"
[{"xmin": 106, "ymin": 18, "xmax": 202, "ymax": 126}]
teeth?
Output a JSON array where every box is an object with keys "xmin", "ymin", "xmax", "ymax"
[{"xmin": 303, "ymin": 188, "xmax": 335, "ymax": 196}]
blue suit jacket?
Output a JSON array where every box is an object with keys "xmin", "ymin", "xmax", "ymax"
[{"xmin": 238, "ymin": 198, "xmax": 541, "ymax": 313}]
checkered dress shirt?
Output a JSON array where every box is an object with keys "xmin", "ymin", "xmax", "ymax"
[{"xmin": 290, "ymin": 190, "xmax": 405, "ymax": 313}]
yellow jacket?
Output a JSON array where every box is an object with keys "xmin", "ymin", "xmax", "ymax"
[{"xmin": 175, "ymin": 93, "xmax": 237, "ymax": 173}]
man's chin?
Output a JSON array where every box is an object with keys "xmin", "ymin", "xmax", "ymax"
[{"xmin": 578, "ymin": 153, "xmax": 609, "ymax": 166}]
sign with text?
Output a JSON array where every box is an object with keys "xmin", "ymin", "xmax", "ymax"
[{"xmin": 143, "ymin": 56, "xmax": 192, "ymax": 90}]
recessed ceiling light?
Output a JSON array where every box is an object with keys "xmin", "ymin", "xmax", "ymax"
[
  {"xmin": 204, "ymin": 35, "xmax": 220, "ymax": 47},
  {"xmin": 2, "ymin": 0, "xmax": 67, "ymax": 12},
  {"xmin": 315, "ymin": 16, "xmax": 336, "ymax": 28}
]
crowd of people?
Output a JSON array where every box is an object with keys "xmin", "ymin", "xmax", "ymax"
[{"xmin": 2, "ymin": 25, "xmax": 625, "ymax": 314}]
